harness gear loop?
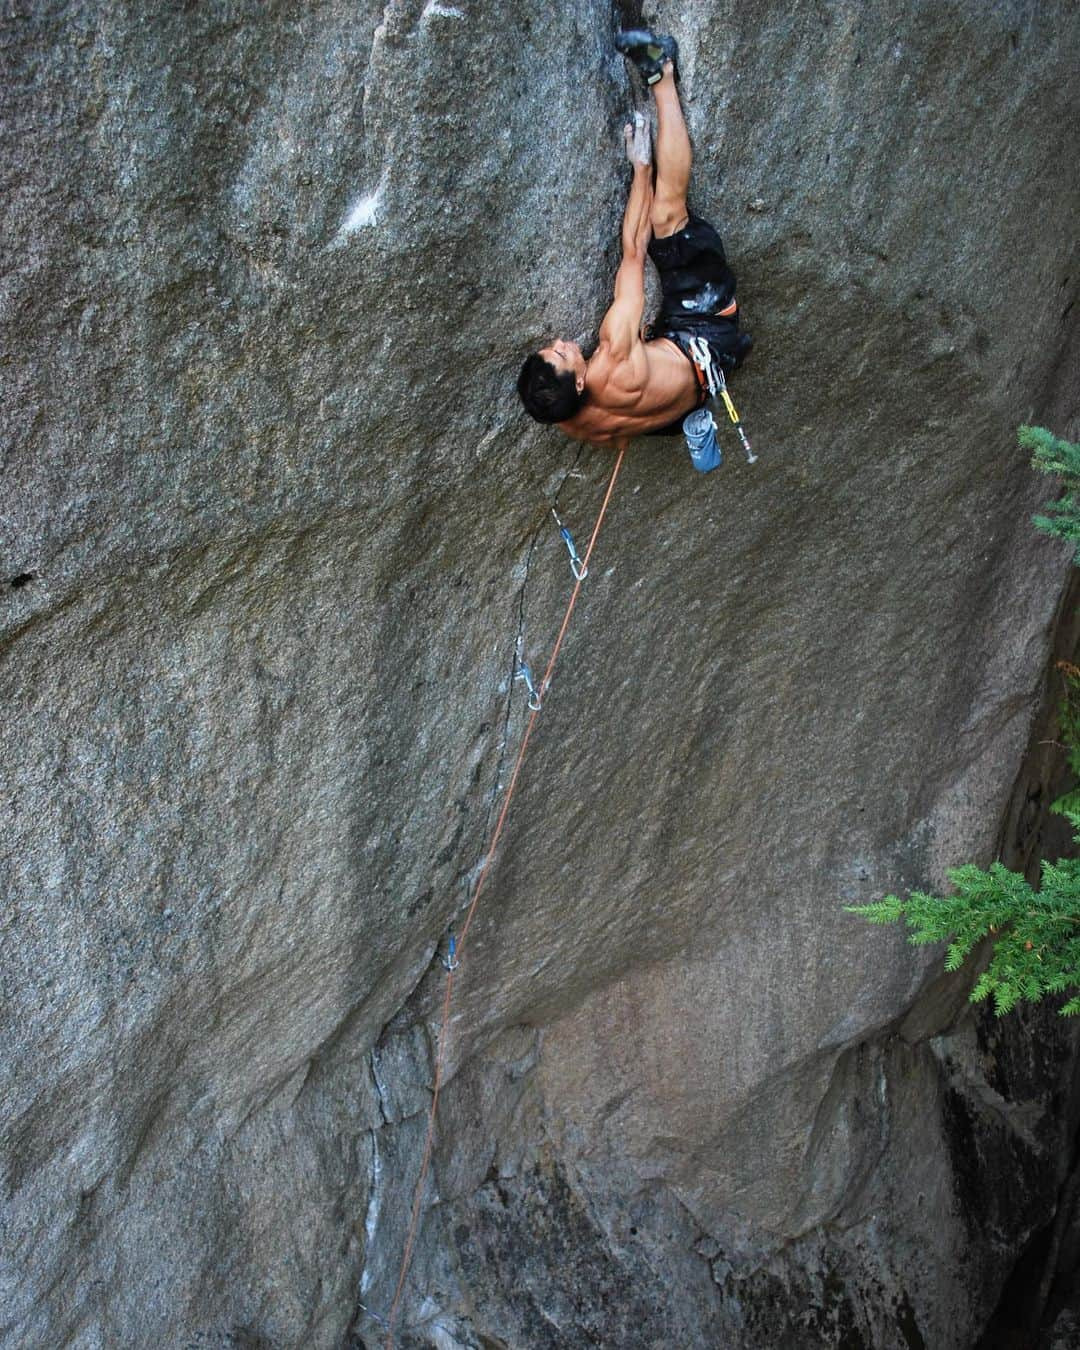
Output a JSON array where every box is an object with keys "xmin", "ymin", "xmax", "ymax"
[
  {"xmin": 687, "ymin": 335, "xmax": 758, "ymax": 465},
  {"xmin": 551, "ymin": 507, "xmax": 588, "ymax": 580},
  {"xmin": 515, "ymin": 660, "xmax": 543, "ymax": 711},
  {"xmin": 687, "ymin": 335, "xmax": 721, "ymax": 396}
]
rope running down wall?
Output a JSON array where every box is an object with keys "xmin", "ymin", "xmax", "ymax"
[{"xmin": 383, "ymin": 448, "xmax": 626, "ymax": 1347}]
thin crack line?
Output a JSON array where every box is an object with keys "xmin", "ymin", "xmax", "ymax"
[{"xmin": 481, "ymin": 444, "xmax": 588, "ymax": 844}]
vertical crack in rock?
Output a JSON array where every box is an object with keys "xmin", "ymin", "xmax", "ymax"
[{"xmin": 473, "ymin": 445, "xmax": 587, "ymax": 886}]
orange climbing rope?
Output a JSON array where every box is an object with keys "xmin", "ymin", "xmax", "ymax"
[{"xmin": 383, "ymin": 449, "xmax": 625, "ymax": 1348}]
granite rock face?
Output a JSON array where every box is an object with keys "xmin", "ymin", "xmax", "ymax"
[{"xmin": 3, "ymin": 1, "xmax": 1080, "ymax": 1347}]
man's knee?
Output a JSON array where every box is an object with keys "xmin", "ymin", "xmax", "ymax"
[{"xmin": 652, "ymin": 203, "xmax": 690, "ymax": 239}]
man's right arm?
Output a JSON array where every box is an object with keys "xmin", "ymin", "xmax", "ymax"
[{"xmin": 598, "ymin": 117, "xmax": 654, "ymax": 360}]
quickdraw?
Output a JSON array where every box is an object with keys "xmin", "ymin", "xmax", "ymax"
[
  {"xmin": 551, "ymin": 507, "xmax": 588, "ymax": 580},
  {"xmin": 515, "ymin": 660, "xmax": 543, "ymax": 712},
  {"xmin": 440, "ymin": 932, "xmax": 460, "ymax": 972},
  {"xmin": 687, "ymin": 335, "xmax": 758, "ymax": 464}
]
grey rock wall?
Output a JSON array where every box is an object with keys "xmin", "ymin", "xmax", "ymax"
[{"xmin": 3, "ymin": 1, "xmax": 1080, "ymax": 1347}]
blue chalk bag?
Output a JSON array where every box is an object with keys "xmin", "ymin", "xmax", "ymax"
[{"xmin": 682, "ymin": 406, "xmax": 722, "ymax": 473}]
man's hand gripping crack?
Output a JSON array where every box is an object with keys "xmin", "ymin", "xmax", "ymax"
[{"xmin": 624, "ymin": 110, "xmax": 652, "ymax": 168}]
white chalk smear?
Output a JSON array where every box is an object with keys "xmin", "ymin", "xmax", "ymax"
[
  {"xmin": 360, "ymin": 1132, "xmax": 381, "ymax": 1292},
  {"xmin": 423, "ymin": 1, "xmax": 465, "ymax": 18},
  {"xmin": 340, "ymin": 188, "xmax": 382, "ymax": 235}
]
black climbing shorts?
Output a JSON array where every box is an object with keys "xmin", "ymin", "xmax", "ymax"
[
  {"xmin": 648, "ymin": 212, "xmax": 737, "ymax": 324},
  {"xmin": 646, "ymin": 212, "xmax": 748, "ymax": 404}
]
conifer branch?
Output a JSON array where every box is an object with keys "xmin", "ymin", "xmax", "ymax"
[{"xmin": 848, "ymin": 427, "xmax": 1080, "ymax": 1015}]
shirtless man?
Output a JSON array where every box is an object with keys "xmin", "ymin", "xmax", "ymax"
[{"xmin": 516, "ymin": 31, "xmax": 751, "ymax": 448}]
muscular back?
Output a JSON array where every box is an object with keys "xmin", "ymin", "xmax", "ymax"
[
  {"xmin": 546, "ymin": 138, "xmax": 702, "ymax": 449},
  {"xmin": 559, "ymin": 336, "xmax": 699, "ymax": 447}
]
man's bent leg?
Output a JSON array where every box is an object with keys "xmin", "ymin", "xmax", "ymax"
[{"xmin": 652, "ymin": 64, "xmax": 691, "ymax": 238}]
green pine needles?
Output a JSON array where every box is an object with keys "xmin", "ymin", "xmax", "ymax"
[
  {"xmin": 1025, "ymin": 423, "xmax": 1080, "ymax": 563},
  {"xmin": 851, "ymin": 859, "xmax": 1080, "ymax": 1016},
  {"xmin": 848, "ymin": 427, "xmax": 1080, "ymax": 1016}
]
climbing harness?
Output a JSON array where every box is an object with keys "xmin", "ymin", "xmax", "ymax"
[
  {"xmin": 551, "ymin": 507, "xmax": 588, "ymax": 580},
  {"xmin": 382, "ymin": 450, "xmax": 626, "ymax": 1349},
  {"xmin": 687, "ymin": 335, "xmax": 758, "ymax": 465},
  {"xmin": 515, "ymin": 658, "xmax": 543, "ymax": 711}
]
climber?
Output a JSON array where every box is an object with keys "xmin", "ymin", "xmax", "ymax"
[{"xmin": 516, "ymin": 30, "xmax": 752, "ymax": 449}]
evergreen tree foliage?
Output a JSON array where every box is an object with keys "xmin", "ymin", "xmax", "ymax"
[
  {"xmin": 848, "ymin": 427, "xmax": 1080, "ymax": 1016},
  {"xmin": 850, "ymin": 858, "xmax": 1080, "ymax": 1016},
  {"xmin": 1024, "ymin": 423, "xmax": 1080, "ymax": 563},
  {"xmin": 1051, "ymin": 661, "xmax": 1080, "ymax": 826}
]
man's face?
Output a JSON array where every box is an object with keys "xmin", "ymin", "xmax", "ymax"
[{"xmin": 539, "ymin": 338, "xmax": 587, "ymax": 391}]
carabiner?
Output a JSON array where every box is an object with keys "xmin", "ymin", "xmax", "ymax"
[
  {"xmin": 515, "ymin": 660, "xmax": 543, "ymax": 712},
  {"xmin": 551, "ymin": 508, "xmax": 588, "ymax": 581},
  {"xmin": 441, "ymin": 933, "xmax": 460, "ymax": 972},
  {"xmin": 688, "ymin": 335, "xmax": 721, "ymax": 397}
]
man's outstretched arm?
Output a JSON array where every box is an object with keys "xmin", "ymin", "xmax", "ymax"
[{"xmin": 598, "ymin": 114, "xmax": 654, "ymax": 359}]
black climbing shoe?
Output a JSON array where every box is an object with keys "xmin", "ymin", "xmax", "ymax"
[{"xmin": 615, "ymin": 29, "xmax": 679, "ymax": 85}]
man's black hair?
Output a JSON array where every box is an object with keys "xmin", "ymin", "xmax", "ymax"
[{"xmin": 517, "ymin": 353, "xmax": 586, "ymax": 424}]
